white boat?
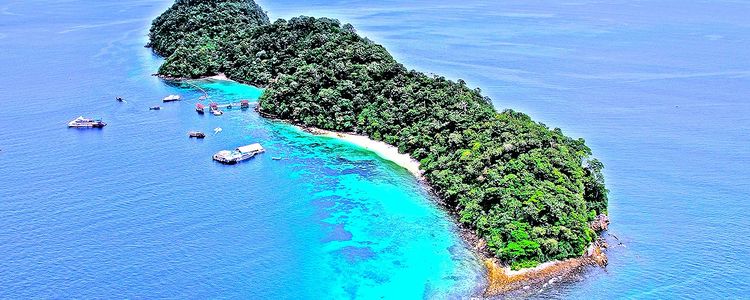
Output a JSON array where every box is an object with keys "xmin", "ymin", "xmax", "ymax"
[
  {"xmin": 212, "ymin": 109, "xmax": 223, "ymax": 116},
  {"xmin": 68, "ymin": 116, "xmax": 106, "ymax": 128},
  {"xmin": 213, "ymin": 143, "xmax": 265, "ymax": 164},
  {"xmin": 162, "ymin": 94, "xmax": 181, "ymax": 102}
]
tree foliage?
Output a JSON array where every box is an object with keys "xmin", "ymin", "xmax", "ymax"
[{"xmin": 149, "ymin": 0, "xmax": 609, "ymax": 268}]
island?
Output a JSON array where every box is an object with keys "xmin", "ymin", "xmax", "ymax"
[{"xmin": 148, "ymin": 0, "xmax": 610, "ymax": 295}]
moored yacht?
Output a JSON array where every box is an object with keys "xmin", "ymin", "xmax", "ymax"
[
  {"xmin": 162, "ymin": 94, "xmax": 181, "ymax": 102},
  {"xmin": 68, "ymin": 116, "xmax": 106, "ymax": 128}
]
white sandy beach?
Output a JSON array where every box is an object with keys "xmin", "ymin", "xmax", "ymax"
[
  {"xmin": 206, "ymin": 73, "xmax": 230, "ymax": 81},
  {"xmin": 303, "ymin": 127, "xmax": 424, "ymax": 180}
]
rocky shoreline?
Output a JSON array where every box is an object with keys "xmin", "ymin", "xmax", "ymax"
[
  {"xmin": 452, "ymin": 206, "xmax": 610, "ymax": 297},
  {"xmin": 482, "ymin": 234, "xmax": 609, "ymax": 297}
]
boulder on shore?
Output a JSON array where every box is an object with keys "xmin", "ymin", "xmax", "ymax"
[{"xmin": 590, "ymin": 214, "xmax": 610, "ymax": 232}]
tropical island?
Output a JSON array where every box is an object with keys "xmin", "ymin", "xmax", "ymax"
[{"xmin": 148, "ymin": 0, "xmax": 609, "ymax": 294}]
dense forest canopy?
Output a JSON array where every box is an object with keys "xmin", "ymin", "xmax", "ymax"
[{"xmin": 149, "ymin": 0, "xmax": 608, "ymax": 269}]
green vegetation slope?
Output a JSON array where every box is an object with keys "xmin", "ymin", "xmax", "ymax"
[
  {"xmin": 149, "ymin": 0, "xmax": 608, "ymax": 269},
  {"xmin": 148, "ymin": 0, "xmax": 270, "ymax": 78}
]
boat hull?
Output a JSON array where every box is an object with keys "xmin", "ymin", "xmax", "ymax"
[
  {"xmin": 212, "ymin": 152, "xmax": 261, "ymax": 165},
  {"xmin": 68, "ymin": 123, "xmax": 106, "ymax": 128},
  {"xmin": 189, "ymin": 132, "xmax": 206, "ymax": 139}
]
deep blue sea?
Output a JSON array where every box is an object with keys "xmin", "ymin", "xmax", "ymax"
[{"xmin": 1, "ymin": 0, "xmax": 749, "ymax": 298}]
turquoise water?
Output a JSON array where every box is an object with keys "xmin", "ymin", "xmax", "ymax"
[
  {"xmin": 194, "ymin": 80, "xmax": 483, "ymax": 299},
  {"xmin": 2, "ymin": 0, "xmax": 750, "ymax": 298}
]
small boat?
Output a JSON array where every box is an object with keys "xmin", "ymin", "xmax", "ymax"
[
  {"xmin": 213, "ymin": 143, "xmax": 265, "ymax": 164},
  {"xmin": 68, "ymin": 116, "xmax": 106, "ymax": 128},
  {"xmin": 226, "ymin": 104, "xmax": 233, "ymax": 110},
  {"xmin": 199, "ymin": 95, "xmax": 207, "ymax": 100},
  {"xmin": 208, "ymin": 102, "xmax": 223, "ymax": 115},
  {"xmin": 240, "ymin": 100, "xmax": 250, "ymax": 109},
  {"xmin": 196, "ymin": 103, "xmax": 205, "ymax": 114},
  {"xmin": 188, "ymin": 131, "xmax": 206, "ymax": 139},
  {"xmin": 272, "ymin": 157, "xmax": 282, "ymax": 161},
  {"xmin": 116, "ymin": 97, "xmax": 124, "ymax": 102},
  {"xmin": 149, "ymin": 106, "xmax": 161, "ymax": 110},
  {"xmin": 214, "ymin": 127, "xmax": 222, "ymax": 134},
  {"xmin": 162, "ymin": 94, "xmax": 181, "ymax": 102}
]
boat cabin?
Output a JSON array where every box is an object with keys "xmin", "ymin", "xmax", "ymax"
[{"xmin": 163, "ymin": 94, "xmax": 181, "ymax": 102}]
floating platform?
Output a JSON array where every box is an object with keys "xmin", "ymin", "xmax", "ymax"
[
  {"xmin": 207, "ymin": 100, "xmax": 252, "ymax": 110},
  {"xmin": 213, "ymin": 143, "xmax": 265, "ymax": 164}
]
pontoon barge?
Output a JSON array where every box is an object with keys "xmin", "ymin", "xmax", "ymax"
[{"xmin": 213, "ymin": 143, "xmax": 265, "ymax": 164}]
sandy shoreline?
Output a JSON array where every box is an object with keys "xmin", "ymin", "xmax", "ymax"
[
  {"xmin": 301, "ymin": 127, "xmax": 424, "ymax": 180},
  {"xmin": 206, "ymin": 73, "xmax": 230, "ymax": 81}
]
